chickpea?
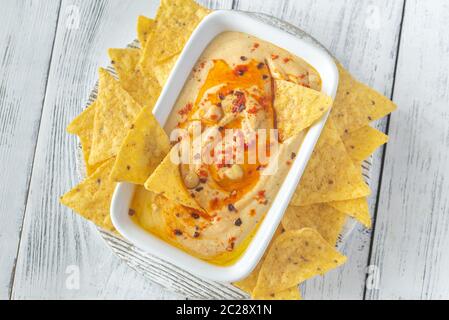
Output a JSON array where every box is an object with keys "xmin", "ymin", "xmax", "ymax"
[
  {"xmin": 224, "ymin": 164, "xmax": 244, "ymax": 180},
  {"xmin": 203, "ymin": 104, "xmax": 223, "ymax": 122},
  {"xmin": 181, "ymin": 165, "xmax": 200, "ymax": 189}
]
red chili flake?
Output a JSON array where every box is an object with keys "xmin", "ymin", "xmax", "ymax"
[
  {"xmin": 251, "ymin": 43, "xmax": 260, "ymax": 52},
  {"xmin": 128, "ymin": 209, "xmax": 136, "ymax": 216},
  {"xmin": 228, "ymin": 204, "xmax": 237, "ymax": 212},
  {"xmin": 255, "ymin": 190, "xmax": 267, "ymax": 204},
  {"xmin": 262, "ymin": 75, "xmax": 269, "ymax": 80},
  {"xmin": 227, "ymin": 237, "xmax": 237, "ymax": 251},
  {"xmin": 240, "ymin": 56, "xmax": 247, "ymax": 61},
  {"xmin": 283, "ymin": 57, "xmax": 291, "ymax": 63},
  {"xmin": 248, "ymin": 106, "xmax": 258, "ymax": 114},
  {"xmin": 193, "ymin": 232, "xmax": 200, "ymax": 238},
  {"xmin": 291, "ymin": 152, "xmax": 297, "ymax": 159},
  {"xmin": 257, "ymin": 62, "xmax": 265, "ymax": 69},
  {"xmin": 218, "ymin": 93, "xmax": 225, "ymax": 100},
  {"xmin": 250, "ymin": 209, "xmax": 256, "ymax": 217},
  {"xmin": 234, "ymin": 218, "xmax": 242, "ymax": 227},
  {"xmin": 271, "ymin": 54, "xmax": 279, "ymax": 60},
  {"xmin": 191, "ymin": 212, "xmax": 200, "ymax": 219},
  {"xmin": 174, "ymin": 229, "xmax": 183, "ymax": 236},
  {"xmin": 199, "ymin": 170, "xmax": 208, "ymax": 177},
  {"xmin": 233, "ymin": 65, "xmax": 248, "ymax": 77},
  {"xmin": 178, "ymin": 103, "xmax": 192, "ymax": 116},
  {"xmin": 286, "ymin": 160, "xmax": 292, "ymax": 166}
]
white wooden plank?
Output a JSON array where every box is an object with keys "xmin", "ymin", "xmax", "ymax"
[
  {"xmin": 367, "ymin": 0, "xmax": 449, "ymax": 300},
  {"xmin": 10, "ymin": 0, "xmax": 169, "ymax": 300},
  {"xmin": 234, "ymin": 0, "xmax": 404, "ymax": 299},
  {"xmin": 0, "ymin": 0, "xmax": 61, "ymax": 300},
  {"xmin": 10, "ymin": 0, "xmax": 235, "ymax": 300}
]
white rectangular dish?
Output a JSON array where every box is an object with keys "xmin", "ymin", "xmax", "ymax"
[{"xmin": 111, "ymin": 10, "xmax": 339, "ymax": 283}]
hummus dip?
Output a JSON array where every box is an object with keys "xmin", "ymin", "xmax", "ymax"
[{"xmin": 135, "ymin": 32, "xmax": 322, "ymax": 264}]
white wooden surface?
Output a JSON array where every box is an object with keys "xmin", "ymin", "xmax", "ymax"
[
  {"xmin": 0, "ymin": 0, "xmax": 448, "ymax": 300},
  {"xmin": 367, "ymin": 0, "xmax": 449, "ymax": 300}
]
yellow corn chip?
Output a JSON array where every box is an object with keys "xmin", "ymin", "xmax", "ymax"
[
  {"xmin": 252, "ymin": 228, "xmax": 347, "ymax": 297},
  {"xmin": 108, "ymin": 48, "xmax": 161, "ymax": 108},
  {"xmin": 233, "ymin": 227, "xmax": 284, "ymax": 294},
  {"xmin": 89, "ymin": 69, "xmax": 142, "ymax": 166},
  {"xmin": 144, "ymin": 148, "xmax": 203, "ymax": 211},
  {"xmin": 330, "ymin": 64, "xmax": 397, "ymax": 135},
  {"xmin": 256, "ymin": 287, "xmax": 302, "ymax": 300},
  {"xmin": 329, "ymin": 197, "xmax": 371, "ymax": 228},
  {"xmin": 153, "ymin": 54, "xmax": 179, "ymax": 87},
  {"xmin": 291, "ymin": 120, "xmax": 371, "ymax": 206},
  {"xmin": 67, "ymin": 102, "xmax": 103, "ymax": 176},
  {"xmin": 282, "ymin": 204, "xmax": 347, "ymax": 246},
  {"xmin": 137, "ymin": 16, "xmax": 155, "ymax": 48},
  {"xmin": 140, "ymin": 0, "xmax": 210, "ymax": 73},
  {"xmin": 274, "ymin": 80, "xmax": 333, "ymax": 141},
  {"xmin": 111, "ymin": 104, "xmax": 170, "ymax": 185},
  {"xmin": 342, "ymin": 125, "xmax": 388, "ymax": 163},
  {"xmin": 60, "ymin": 158, "xmax": 116, "ymax": 231}
]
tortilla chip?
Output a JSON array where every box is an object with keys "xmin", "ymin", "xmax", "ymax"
[
  {"xmin": 67, "ymin": 102, "xmax": 103, "ymax": 176},
  {"xmin": 144, "ymin": 148, "xmax": 203, "ymax": 211},
  {"xmin": 282, "ymin": 204, "xmax": 347, "ymax": 246},
  {"xmin": 111, "ymin": 104, "xmax": 171, "ymax": 184},
  {"xmin": 89, "ymin": 69, "xmax": 142, "ymax": 165},
  {"xmin": 330, "ymin": 64, "xmax": 397, "ymax": 135},
  {"xmin": 256, "ymin": 287, "xmax": 302, "ymax": 300},
  {"xmin": 291, "ymin": 120, "xmax": 371, "ymax": 206},
  {"xmin": 108, "ymin": 48, "xmax": 161, "ymax": 108},
  {"xmin": 233, "ymin": 227, "xmax": 284, "ymax": 295},
  {"xmin": 233, "ymin": 264, "xmax": 261, "ymax": 295},
  {"xmin": 153, "ymin": 54, "xmax": 179, "ymax": 87},
  {"xmin": 252, "ymin": 228, "xmax": 346, "ymax": 297},
  {"xmin": 137, "ymin": 16, "xmax": 155, "ymax": 48},
  {"xmin": 274, "ymin": 80, "xmax": 333, "ymax": 141},
  {"xmin": 140, "ymin": 0, "xmax": 210, "ymax": 73},
  {"xmin": 329, "ymin": 198, "xmax": 371, "ymax": 228},
  {"xmin": 342, "ymin": 125, "xmax": 388, "ymax": 163},
  {"xmin": 60, "ymin": 158, "xmax": 116, "ymax": 231}
]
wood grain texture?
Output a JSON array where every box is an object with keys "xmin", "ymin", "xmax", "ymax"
[
  {"xmin": 367, "ymin": 0, "xmax": 449, "ymax": 300},
  {"xmin": 0, "ymin": 0, "xmax": 62, "ymax": 300},
  {"xmin": 233, "ymin": 0, "xmax": 404, "ymax": 300}
]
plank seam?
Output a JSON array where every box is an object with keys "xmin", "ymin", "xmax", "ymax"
[
  {"xmin": 362, "ymin": 0, "xmax": 408, "ymax": 301},
  {"xmin": 8, "ymin": 0, "xmax": 63, "ymax": 301}
]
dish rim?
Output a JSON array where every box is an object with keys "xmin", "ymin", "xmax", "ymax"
[{"xmin": 111, "ymin": 10, "xmax": 339, "ymax": 283}]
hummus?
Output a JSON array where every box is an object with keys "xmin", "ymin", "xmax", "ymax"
[{"xmin": 135, "ymin": 32, "xmax": 323, "ymax": 263}]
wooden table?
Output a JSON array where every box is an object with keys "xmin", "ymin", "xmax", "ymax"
[{"xmin": 1, "ymin": 0, "xmax": 448, "ymax": 300}]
